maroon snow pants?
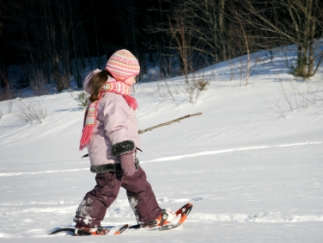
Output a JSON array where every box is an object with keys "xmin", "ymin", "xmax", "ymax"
[{"xmin": 73, "ymin": 166, "xmax": 162, "ymax": 227}]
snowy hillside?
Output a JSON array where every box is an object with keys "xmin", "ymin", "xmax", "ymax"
[{"xmin": 0, "ymin": 45, "xmax": 323, "ymax": 242}]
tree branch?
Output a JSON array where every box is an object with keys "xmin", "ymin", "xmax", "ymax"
[{"xmin": 138, "ymin": 112, "xmax": 202, "ymax": 134}]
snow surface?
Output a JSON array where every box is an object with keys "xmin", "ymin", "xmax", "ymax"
[{"xmin": 1, "ymin": 45, "xmax": 323, "ymax": 242}]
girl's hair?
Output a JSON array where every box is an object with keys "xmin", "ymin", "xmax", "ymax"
[{"xmin": 87, "ymin": 70, "xmax": 112, "ymax": 102}]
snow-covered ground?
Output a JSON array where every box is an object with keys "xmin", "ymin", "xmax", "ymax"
[{"xmin": 1, "ymin": 45, "xmax": 323, "ymax": 242}]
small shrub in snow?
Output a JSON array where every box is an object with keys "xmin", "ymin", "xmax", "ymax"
[
  {"xmin": 267, "ymin": 79, "xmax": 323, "ymax": 118},
  {"xmin": 75, "ymin": 91, "xmax": 88, "ymax": 109},
  {"xmin": 0, "ymin": 71, "xmax": 15, "ymax": 102},
  {"xmin": 16, "ymin": 100, "xmax": 47, "ymax": 124},
  {"xmin": 29, "ymin": 68, "xmax": 49, "ymax": 96},
  {"xmin": 186, "ymin": 74, "xmax": 210, "ymax": 104},
  {"xmin": 195, "ymin": 79, "xmax": 209, "ymax": 92}
]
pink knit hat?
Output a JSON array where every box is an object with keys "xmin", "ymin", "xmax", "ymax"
[{"xmin": 106, "ymin": 49, "xmax": 140, "ymax": 81}]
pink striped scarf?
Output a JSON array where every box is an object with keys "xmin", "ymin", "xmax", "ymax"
[{"xmin": 79, "ymin": 81, "xmax": 137, "ymax": 150}]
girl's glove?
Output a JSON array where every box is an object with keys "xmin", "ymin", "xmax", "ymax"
[{"xmin": 120, "ymin": 152, "xmax": 136, "ymax": 176}]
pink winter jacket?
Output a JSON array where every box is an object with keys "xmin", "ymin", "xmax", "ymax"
[{"xmin": 85, "ymin": 91, "xmax": 140, "ymax": 166}]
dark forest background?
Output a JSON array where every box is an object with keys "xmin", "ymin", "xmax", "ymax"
[{"xmin": 0, "ymin": 0, "xmax": 322, "ymax": 97}]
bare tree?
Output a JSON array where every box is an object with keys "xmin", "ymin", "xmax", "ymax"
[
  {"xmin": 69, "ymin": 0, "xmax": 83, "ymax": 88},
  {"xmin": 0, "ymin": 0, "xmax": 5, "ymax": 88},
  {"xmin": 0, "ymin": 70, "xmax": 14, "ymax": 101},
  {"xmin": 237, "ymin": 0, "xmax": 323, "ymax": 78},
  {"xmin": 183, "ymin": 0, "xmax": 231, "ymax": 63},
  {"xmin": 148, "ymin": 0, "xmax": 210, "ymax": 103}
]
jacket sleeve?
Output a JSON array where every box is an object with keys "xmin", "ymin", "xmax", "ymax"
[{"xmin": 102, "ymin": 97, "xmax": 135, "ymax": 156}]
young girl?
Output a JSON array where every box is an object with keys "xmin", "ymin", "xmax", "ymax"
[{"xmin": 73, "ymin": 49, "xmax": 173, "ymax": 236}]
